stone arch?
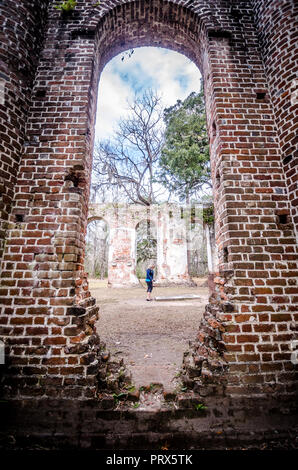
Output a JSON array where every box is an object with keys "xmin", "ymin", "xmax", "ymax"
[
  {"xmin": 81, "ymin": 1, "xmax": 223, "ymax": 286},
  {"xmin": 87, "ymin": 215, "xmax": 109, "ymax": 227},
  {"xmin": 94, "ymin": 2, "xmax": 205, "ymax": 71},
  {"xmin": 0, "ymin": 0, "xmax": 297, "ymax": 415}
]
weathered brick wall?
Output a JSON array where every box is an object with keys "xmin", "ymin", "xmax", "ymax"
[
  {"xmin": 193, "ymin": 0, "xmax": 298, "ymax": 398},
  {"xmin": 0, "ymin": 0, "xmax": 49, "ymax": 261},
  {"xmin": 0, "ymin": 0, "xmax": 104, "ymax": 399},
  {"xmin": 251, "ymin": 0, "xmax": 298, "ymax": 239},
  {"xmin": 0, "ymin": 0, "xmax": 297, "ymax": 408}
]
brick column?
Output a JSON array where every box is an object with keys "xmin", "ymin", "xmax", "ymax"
[
  {"xmin": 108, "ymin": 207, "xmax": 139, "ymax": 288},
  {"xmin": 183, "ymin": 10, "xmax": 298, "ymax": 397},
  {"xmin": 0, "ymin": 4, "xmax": 104, "ymax": 399},
  {"xmin": 0, "ymin": 0, "xmax": 49, "ymax": 261},
  {"xmin": 156, "ymin": 204, "xmax": 192, "ymax": 285},
  {"xmin": 252, "ymin": 0, "xmax": 298, "ymax": 239}
]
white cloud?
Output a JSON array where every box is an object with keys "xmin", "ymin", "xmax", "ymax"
[
  {"xmin": 95, "ymin": 47, "xmax": 201, "ymax": 141},
  {"xmin": 95, "ymin": 70, "xmax": 133, "ymax": 140}
]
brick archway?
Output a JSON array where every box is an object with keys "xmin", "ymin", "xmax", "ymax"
[{"xmin": 0, "ymin": 0, "xmax": 297, "ymax": 431}]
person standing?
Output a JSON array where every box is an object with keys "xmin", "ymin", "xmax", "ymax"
[{"xmin": 145, "ymin": 264, "xmax": 155, "ymax": 301}]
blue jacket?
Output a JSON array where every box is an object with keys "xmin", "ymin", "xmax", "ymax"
[{"xmin": 145, "ymin": 269, "xmax": 154, "ymax": 282}]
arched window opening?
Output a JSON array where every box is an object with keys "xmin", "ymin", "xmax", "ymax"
[
  {"xmin": 85, "ymin": 218, "xmax": 109, "ymax": 280},
  {"xmin": 135, "ymin": 219, "xmax": 157, "ymax": 280},
  {"xmin": 86, "ymin": 45, "xmax": 211, "ymax": 393}
]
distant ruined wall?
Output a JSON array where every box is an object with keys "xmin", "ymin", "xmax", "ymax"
[
  {"xmin": 88, "ymin": 203, "xmax": 200, "ymax": 287},
  {"xmin": 0, "ymin": 0, "xmax": 297, "ymax": 415}
]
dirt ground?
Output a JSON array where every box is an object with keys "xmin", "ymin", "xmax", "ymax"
[{"xmin": 90, "ymin": 277, "xmax": 209, "ymax": 393}]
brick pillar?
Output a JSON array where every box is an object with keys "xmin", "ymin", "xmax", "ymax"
[
  {"xmin": 251, "ymin": 0, "xmax": 298, "ymax": 240},
  {"xmin": 0, "ymin": 3, "xmax": 104, "ymax": 399},
  {"xmin": 108, "ymin": 206, "xmax": 139, "ymax": 287},
  {"xmin": 0, "ymin": 0, "xmax": 49, "ymax": 261},
  {"xmin": 156, "ymin": 204, "xmax": 193, "ymax": 285},
  {"xmin": 183, "ymin": 8, "xmax": 298, "ymax": 398}
]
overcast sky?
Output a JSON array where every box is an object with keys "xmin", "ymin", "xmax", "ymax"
[{"xmin": 95, "ymin": 47, "xmax": 202, "ymax": 141}]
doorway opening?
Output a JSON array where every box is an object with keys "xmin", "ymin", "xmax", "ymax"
[
  {"xmin": 86, "ymin": 46, "xmax": 212, "ymax": 398},
  {"xmin": 85, "ymin": 218, "xmax": 109, "ymax": 280}
]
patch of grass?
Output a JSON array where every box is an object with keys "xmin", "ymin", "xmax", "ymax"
[
  {"xmin": 123, "ymin": 384, "xmax": 136, "ymax": 393},
  {"xmin": 112, "ymin": 392, "xmax": 127, "ymax": 400},
  {"xmin": 149, "ymin": 383, "xmax": 161, "ymax": 392},
  {"xmin": 54, "ymin": 0, "xmax": 77, "ymax": 12},
  {"xmin": 194, "ymin": 403, "xmax": 207, "ymax": 411}
]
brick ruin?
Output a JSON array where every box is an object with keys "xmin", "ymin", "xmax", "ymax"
[
  {"xmin": 88, "ymin": 202, "xmax": 209, "ymax": 287},
  {"xmin": 0, "ymin": 0, "xmax": 297, "ymax": 449}
]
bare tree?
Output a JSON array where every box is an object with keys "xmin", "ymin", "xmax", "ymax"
[{"xmin": 92, "ymin": 89, "xmax": 166, "ymax": 205}]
